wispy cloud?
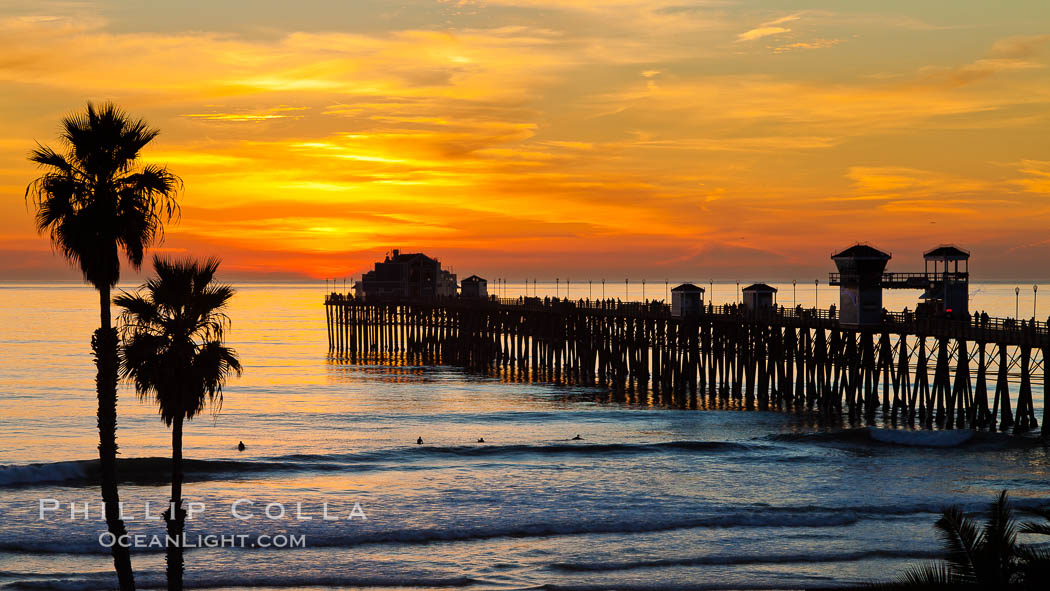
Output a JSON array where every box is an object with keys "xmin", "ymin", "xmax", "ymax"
[
  {"xmin": 184, "ymin": 106, "xmax": 310, "ymax": 122},
  {"xmin": 737, "ymin": 13, "xmax": 801, "ymax": 41},
  {"xmin": 774, "ymin": 38, "xmax": 842, "ymax": 53}
]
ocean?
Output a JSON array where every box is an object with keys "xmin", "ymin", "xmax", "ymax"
[{"xmin": 1, "ymin": 282, "xmax": 1048, "ymax": 591}]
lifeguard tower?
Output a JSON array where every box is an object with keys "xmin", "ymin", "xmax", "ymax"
[
  {"xmin": 460, "ymin": 275, "xmax": 488, "ymax": 299},
  {"xmin": 830, "ymin": 244, "xmax": 891, "ymax": 326},
  {"xmin": 671, "ymin": 283, "xmax": 704, "ymax": 317},
  {"xmin": 741, "ymin": 283, "xmax": 777, "ymax": 309},
  {"xmin": 919, "ymin": 245, "xmax": 969, "ymax": 318}
]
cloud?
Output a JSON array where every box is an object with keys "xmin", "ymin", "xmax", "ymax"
[
  {"xmin": 846, "ymin": 166, "xmax": 996, "ymax": 197},
  {"xmin": 737, "ymin": 26, "xmax": 790, "ymax": 42},
  {"xmin": 918, "ymin": 34, "xmax": 1050, "ymax": 88},
  {"xmin": 183, "ymin": 106, "xmax": 310, "ymax": 122},
  {"xmin": 764, "ymin": 14, "xmax": 803, "ymax": 26},
  {"xmin": 988, "ymin": 34, "xmax": 1050, "ymax": 60},
  {"xmin": 774, "ymin": 38, "xmax": 842, "ymax": 53},
  {"xmin": 1010, "ymin": 160, "xmax": 1050, "ymax": 194},
  {"xmin": 737, "ymin": 12, "xmax": 801, "ymax": 41}
]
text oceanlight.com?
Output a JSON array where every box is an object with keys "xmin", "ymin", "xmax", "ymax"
[{"xmin": 99, "ymin": 533, "xmax": 307, "ymax": 549}]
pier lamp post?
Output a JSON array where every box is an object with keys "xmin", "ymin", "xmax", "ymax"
[
  {"xmin": 626, "ymin": 278, "xmax": 629, "ymax": 300},
  {"xmin": 710, "ymin": 280, "xmax": 714, "ymax": 306},
  {"xmin": 1015, "ymin": 286, "xmax": 1020, "ymax": 318},
  {"xmin": 555, "ymin": 278, "xmax": 559, "ymax": 298},
  {"xmin": 602, "ymin": 279, "xmax": 606, "ymax": 299},
  {"xmin": 589, "ymin": 280, "xmax": 592, "ymax": 300},
  {"xmin": 642, "ymin": 279, "xmax": 646, "ymax": 302},
  {"xmin": 814, "ymin": 279, "xmax": 819, "ymax": 309},
  {"xmin": 1034, "ymin": 284, "xmax": 1038, "ymax": 318},
  {"xmin": 792, "ymin": 279, "xmax": 796, "ymax": 308},
  {"xmin": 567, "ymin": 278, "xmax": 570, "ymax": 299},
  {"xmin": 665, "ymin": 279, "xmax": 669, "ymax": 303},
  {"xmin": 736, "ymin": 280, "xmax": 740, "ymax": 304}
]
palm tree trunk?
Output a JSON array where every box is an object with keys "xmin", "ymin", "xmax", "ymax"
[
  {"xmin": 94, "ymin": 284, "xmax": 136, "ymax": 591},
  {"xmin": 166, "ymin": 414, "xmax": 186, "ymax": 591}
]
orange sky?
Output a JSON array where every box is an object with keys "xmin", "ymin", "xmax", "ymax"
[{"xmin": 1, "ymin": 1, "xmax": 1049, "ymax": 282}]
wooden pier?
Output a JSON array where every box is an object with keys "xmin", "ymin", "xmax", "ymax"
[{"xmin": 324, "ymin": 295, "xmax": 1049, "ymax": 435}]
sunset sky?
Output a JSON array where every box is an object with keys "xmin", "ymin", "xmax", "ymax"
[{"xmin": 1, "ymin": 0, "xmax": 1048, "ymax": 281}]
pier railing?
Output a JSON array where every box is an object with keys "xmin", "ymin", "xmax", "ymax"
[
  {"xmin": 829, "ymin": 271, "xmax": 969, "ymax": 287},
  {"xmin": 326, "ymin": 292, "xmax": 1049, "ymax": 346}
]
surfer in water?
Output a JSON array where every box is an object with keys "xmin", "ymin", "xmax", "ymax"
[
  {"xmin": 417, "ymin": 437, "xmax": 423, "ymax": 445},
  {"xmin": 477, "ymin": 437, "xmax": 485, "ymax": 443},
  {"xmin": 571, "ymin": 434, "xmax": 582, "ymax": 440},
  {"xmin": 237, "ymin": 441, "xmax": 245, "ymax": 451}
]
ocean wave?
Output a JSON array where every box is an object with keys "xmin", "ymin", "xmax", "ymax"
[
  {"xmin": 295, "ymin": 440, "xmax": 757, "ymax": 460},
  {"xmin": 275, "ymin": 510, "xmax": 869, "ymax": 549},
  {"xmin": 547, "ymin": 548, "xmax": 942, "ymax": 572},
  {"xmin": 0, "ymin": 574, "xmax": 476, "ymax": 591},
  {"xmin": 760, "ymin": 428, "xmax": 1032, "ymax": 450},
  {"xmin": 0, "ymin": 457, "xmax": 347, "ymax": 488},
  {"xmin": 0, "ymin": 508, "xmax": 874, "ymax": 556},
  {"xmin": 0, "ymin": 461, "xmax": 90, "ymax": 487},
  {"xmin": 536, "ymin": 584, "xmax": 842, "ymax": 591},
  {"xmin": 0, "ymin": 441, "xmax": 757, "ymax": 488}
]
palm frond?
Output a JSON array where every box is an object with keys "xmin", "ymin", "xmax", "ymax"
[
  {"xmin": 983, "ymin": 490, "xmax": 1019, "ymax": 584},
  {"xmin": 1019, "ymin": 507, "xmax": 1050, "ymax": 536},
  {"xmin": 893, "ymin": 562, "xmax": 964, "ymax": 589},
  {"xmin": 933, "ymin": 506, "xmax": 984, "ymax": 583},
  {"xmin": 1020, "ymin": 523, "xmax": 1050, "ymax": 536},
  {"xmin": 190, "ymin": 341, "xmax": 242, "ymax": 418}
]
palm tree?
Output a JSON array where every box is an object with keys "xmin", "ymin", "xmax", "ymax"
[
  {"xmin": 116, "ymin": 256, "xmax": 241, "ymax": 591},
  {"xmin": 879, "ymin": 490, "xmax": 1050, "ymax": 589},
  {"xmin": 26, "ymin": 103, "xmax": 180, "ymax": 591}
]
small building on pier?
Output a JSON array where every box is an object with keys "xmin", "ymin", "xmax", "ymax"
[
  {"xmin": 921, "ymin": 245, "xmax": 969, "ymax": 318},
  {"xmin": 671, "ymin": 283, "xmax": 705, "ymax": 317},
  {"xmin": 355, "ymin": 249, "xmax": 457, "ymax": 301},
  {"xmin": 831, "ymin": 244, "xmax": 892, "ymax": 326},
  {"xmin": 460, "ymin": 275, "xmax": 488, "ymax": 299},
  {"xmin": 742, "ymin": 283, "xmax": 777, "ymax": 309}
]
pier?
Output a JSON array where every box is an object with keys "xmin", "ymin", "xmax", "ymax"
[{"xmin": 325, "ymin": 294, "xmax": 1050, "ymax": 435}]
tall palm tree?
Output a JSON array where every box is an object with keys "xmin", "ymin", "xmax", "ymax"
[
  {"xmin": 26, "ymin": 102, "xmax": 180, "ymax": 591},
  {"xmin": 116, "ymin": 256, "xmax": 241, "ymax": 591},
  {"xmin": 879, "ymin": 490, "xmax": 1050, "ymax": 589}
]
